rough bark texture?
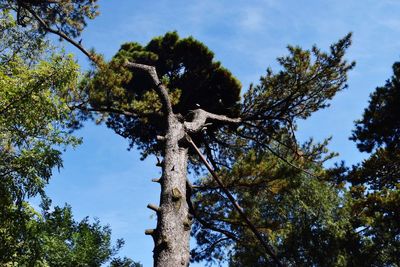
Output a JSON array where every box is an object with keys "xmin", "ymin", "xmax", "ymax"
[
  {"xmin": 150, "ymin": 109, "xmax": 244, "ymax": 266},
  {"xmin": 152, "ymin": 114, "xmax": 191, "ymax": 267}
]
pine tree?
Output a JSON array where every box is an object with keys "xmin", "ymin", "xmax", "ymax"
[{"xmin": 344, "ymin": 61, "xmax": 400, "ymax": 266}]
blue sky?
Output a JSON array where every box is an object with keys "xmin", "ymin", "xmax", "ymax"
[{"xmin": 42, "ymin": 1, "xmax": 400, "ymax": 266}]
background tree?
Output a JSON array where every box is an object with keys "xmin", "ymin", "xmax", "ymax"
[
  {"xmin": 0, "ymin": 0, "xmax": 99, "ymax": 60},
  {"xmin": 343, "ymin": 60, "xmax": 400, "ymax": 266},
  {"xmin": 191, "ymin": 145, "xmax": 352, "ymax": 266},
  {"xmin": 0, "ymin": 12, "xmax": 138, "ymax": 266},
  {"xmin": 0, "ymin": 14, "xmax": 80, "ymax": 262}
]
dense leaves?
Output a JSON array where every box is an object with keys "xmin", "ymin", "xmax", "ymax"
[
  {"xmin": 0, "ymin": 11, "xmax": 46, "ymax": 65},
  {"xmin": 0, "ymin": 201, "xmax": 128, "ymax": 266},
  {"xmin": 345, "ymin": 60, "xmax": 400, "ymax": 266},
  {"xmin": 351, "ymin": 62, "xmax": 400, "ymax": 153},
  {"xmin": 0, "ymin": 0, "xmax": 99, "ymax": 38},
  {"xmin": 82, "ymin": 32, "xmax": 242, "ymax": 158},
  {"xmin": 191, "ymin": 142, "xmax": 353, "ymax": 266},
  {"xmin": 0, "ymin": 13, "xmax": 80, "ymax": 207},
  {"xmin": 349, "ymin": 148, "xmax": 400, "ymax": 190},
  {"xmin": 191, "ymin": 55, "xmax": 400, "ymax": 266},
  {"xmin": 0, "ymin": 14, "xmax": 137, "ymax": 266}
]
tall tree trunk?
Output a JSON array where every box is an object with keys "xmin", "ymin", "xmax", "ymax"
[
  {"xmin": 152, "ymin": 114, "xmax": 191, "ymax": 267},
  {"xmin": 123, "ymin": 63, "xmax": 241, "ymax": 266}
]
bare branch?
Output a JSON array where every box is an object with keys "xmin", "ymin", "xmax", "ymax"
[
  {"xmin": 124, "ymin": 62, "xmax": 173, "ymax": 116},
  {"xmin": 147, "ymin": 203, "xmax": 160, "ymax": 213},
  {"xmin": 184, "ymin": 109, "xmax": 241, "ymax": 133},
  {"xmin": 78, "ymin": 106, "xmax": 137, "ymax": 117}
]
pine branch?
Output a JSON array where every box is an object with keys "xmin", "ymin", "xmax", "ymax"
[
  {"xmin": 20, "ymin": 3, "xmax": 97, "ymax": 63},
  {"xmin": 186, "ymin": 134, "xmax": 284, "ymax": 267}
]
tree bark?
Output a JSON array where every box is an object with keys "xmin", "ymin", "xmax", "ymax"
[{"xmin": 152, "ymin": 114, "xmax": 191, "ymax": 267}]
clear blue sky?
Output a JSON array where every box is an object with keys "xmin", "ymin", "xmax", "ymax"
[{"xmin": 41, "ymin": 1, "xmax": 400, "ymax": 266}]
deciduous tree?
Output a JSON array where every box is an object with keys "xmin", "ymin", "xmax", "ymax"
[{"xmin": 0, "ymin": 12, "xmax": 136, "ymax": 266}]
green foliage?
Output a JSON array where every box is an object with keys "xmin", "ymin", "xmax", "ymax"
[
  {"xmin": 40, "ymin": 203, "xmax": 118, "ymax": 266},
  {"xmin": 349, "ymin": 148, "xmax": 400, "ymax": 190},
  {"xmin": 344, "ymin": 60, "xmax": 400, "ymax": 266},
  {"xmin": 190, "ymin": 42, "xmax": 400, "ymax": 267},
  {"xmin": 241, "ymin": 33, "xmax": 355, "ymax": 134},
  {"xmin": 0, "ymin": 11, "xmax": 46, "ymax": 64},
  {"xmin": 1, "ymin": 201, "xmax": 127, "ymax": 266},
  {"xmin": 0, "ymin": 15, "xmax": 137, "ymax": 266},
  {"xmin": 191, "ymin": 144, "xmax": 352, "ymax": 266},
  {"xmin": 342, "ymin": 186, "xmax": 400, "ymax": 266},
  {"xmin": 0, "ymin": 12, "xmax": 77, "ymax": 263},
  {"xmin": 110, "ymin": 257, "xmax": 144, "ymax": 267},
  {"xmin": 83, "ymin": 31, "xmax": 242, "ymax": 157},
  {"xmin": 0, "ymin": 15, "xmax": 80, "ymax": 205},
  {"xmin": 351, "ymin": 62, "xmax": 400, "ymax": 152},
  {"xmin": 190, "ymin": 35, "xmax": 358, "ymax": 266},
  {"xmin": 1, "ymin": 0, "xmax": 99, "ymax": 38}
]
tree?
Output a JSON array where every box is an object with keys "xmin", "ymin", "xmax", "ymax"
[
  {"xmin": 351, "ymin": 62, "xmax": 400, "ymax": 153},
  {"xmin": 1, "ymin": 200, "xmax": 128, "ymax": 266},
  {"xmin": 0, "ymin": 13, "xmax": 80, "ymax": 263},
  {"xmin": 188, "ymin": 41, "xmax": 357, "ymax": 264},
  {"xmin": 0, "ymin": 0, "xmax": 99, "ymax": 60},
  {"xmin": 343, "ymin": 61, "xmax": 400, "ymax": 266},
  {"xmin": 83, "ymin": 31, "xmax": 242, "ymax": 266},
  {"xmin": 0, "ymin": 12, "xmax": 137, "ymax": 266},
  {"xmin": 83, "ymin": 33, "xmax": 354, "ymax": 266},
  {"xmin": 190, "ymin": 56, "xmax": 400, "ymax": 267},
  {"xmin": 190, "ymin": 59, "xmax": 400, "ymax": 267},
  {"xmin": 84, "ymin": 31, "xmax": 241, "ymax": 158},
  {"xmin": 5, "ymin": 2, "xmax": 355, "ymax": 266}
]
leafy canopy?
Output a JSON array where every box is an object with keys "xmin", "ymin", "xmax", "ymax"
[
  {"xmin": 351, "ymin": 62, "xmax": 400, "ymax": 153},
  {"xmin": 82, "ymin": 31, "xmax": 242, "ymax": 158},
  {"xmin": 0, "ymin": 13, "xmax": 138, "ymax": 266},
  {"xmin": 0, "ymin": 11, "xmax": 80, "ymax": 206},
  {"xmin": 344, "ymin": 60, "xmax": 400, "ymax": 266},
  {"xmin": 0, "ymin": 0, "xmax": 99, "ymax": 38}
]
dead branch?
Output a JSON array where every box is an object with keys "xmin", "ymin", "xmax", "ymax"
[
  {"xmin": 184, "ymin": 109, "xmax": 241, "ymax": 133},
  {"xmin": 124, "ymin": 62, "xmax": 173, "ymax": 116}
]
